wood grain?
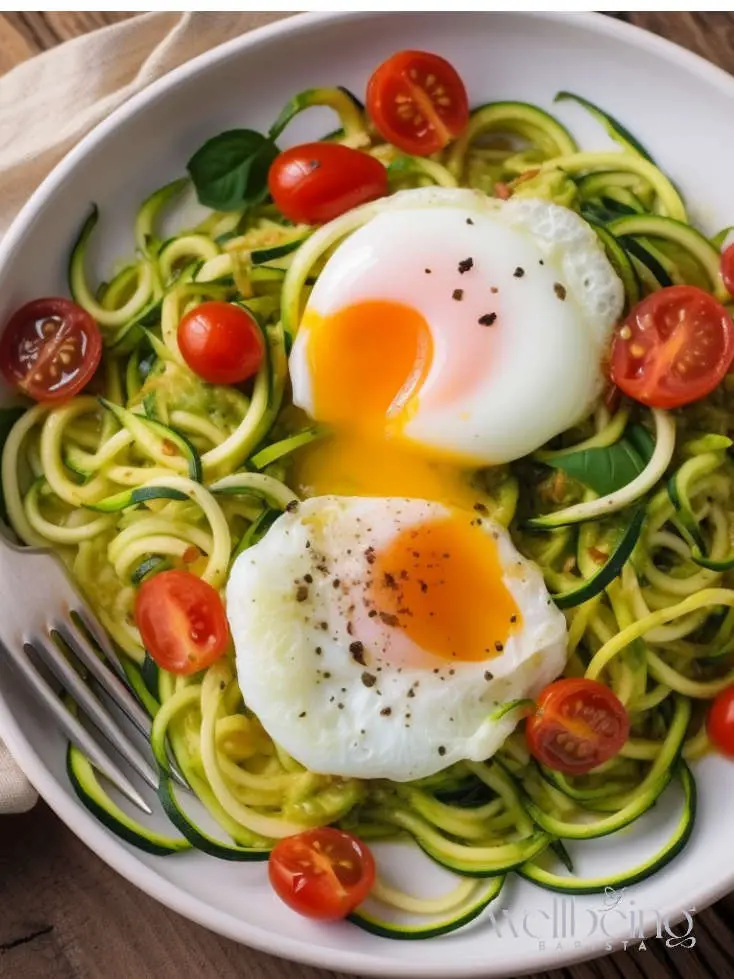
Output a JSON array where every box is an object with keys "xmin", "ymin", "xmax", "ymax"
[
  {"xmin": 618, "ymin": 12, "xmax": 734, "ymax": 73},
  {"xmin": 3, "ymin": 10, "xmax": 734, "ymax": 979},
  {"xmin": 4, "ymin": 801, "xmax": 733, "ymax": 979},
  {"xmin": 0, "ymin": 12, "xmax": 136, "ymax": 75}
]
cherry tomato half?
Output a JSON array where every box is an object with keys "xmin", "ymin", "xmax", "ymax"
[
  {"xmin": 135, "ymin": 570, "xmax": 229, "ymax": 676},
  {"xmin": 268, "ymin": 143, "xmax": 388, "ymax": 225},
  {"xmin": 526, "ymin": 678, "xmax": 630, "ymax": 775},
  {"xmin": 177, "ymin": 301, "xmax": 264, "ymax": 386},
  {"xmin": 608, "ymin": 285, "xmax": 734, "ymax": 409},
  {"xmin": 268, "ymin": 827, "xmax": 376, "ymax": 920},
  {"xmin": 707, "ymin": 685, "xmax": 734, "ymax": 757},
  {"xmin": 366, "ymin": 50, "xmax": 469, "ymax": 156},
  {"xmin": 720, "ymin": 243, "xmax": 734, "ymax": 296},
  {"xmin": 0, "ymin": 297, "xmax": 102, "ymax": 404}
]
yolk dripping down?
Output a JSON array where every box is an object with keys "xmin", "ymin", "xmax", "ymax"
[
  {"xmin": 370, "ymin": 515, "xmax": 521, "ymax": 664},
  {"xmin": 302, "ymin": 299, "xmax": 432, "ymax": 430},
  {"xmin": 293, "ymin": 300, "xmax": 480, "ymax": 509}
]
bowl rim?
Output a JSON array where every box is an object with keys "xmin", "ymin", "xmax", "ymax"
[{"xmin": 3, "ymin": 10, "xmax": 734, "ymax": 977}]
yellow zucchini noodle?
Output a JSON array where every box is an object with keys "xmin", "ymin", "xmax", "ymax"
[{"xmin": 3, "ymin": 85, "xmax": 734, "ymax": 934}]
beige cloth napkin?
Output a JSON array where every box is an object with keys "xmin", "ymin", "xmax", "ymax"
[{"xmin": 0, "ymin": 11, "xmax": 291, "ymax": 813}]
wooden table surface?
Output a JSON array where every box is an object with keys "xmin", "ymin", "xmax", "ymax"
[{"xmin": 2, "ymin": 11, "xmax": 734, "ymax": 979}]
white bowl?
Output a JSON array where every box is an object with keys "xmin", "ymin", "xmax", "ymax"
[{"xmin": 2, "ymin": 11, "xmax": 734, "ymax": 977}]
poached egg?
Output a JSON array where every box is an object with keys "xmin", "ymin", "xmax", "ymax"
[
  {"xmin": 289, "ymin": 188, "xmax": 624, "ymax": 506},
  {"xmin": 228, "ymin": 496, "xmax": 567, "ymax": 782}
]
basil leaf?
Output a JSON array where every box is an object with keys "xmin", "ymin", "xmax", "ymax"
[
  {"xmin": 626, "ymin": 423, "xmax": 655, "ymax": 464},
  {"xmin": 187, "ymin": 130, "xmax": 278, "ymax": 212},
  {"xmin": 0, "ymin": 406, "xmax": 25, "ymax": 520},
  {"xmin": 547, "ymin": 438, "xmax": 646, "ymax": 496}
]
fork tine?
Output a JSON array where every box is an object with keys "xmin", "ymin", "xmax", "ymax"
[
  {"xmin": 56, "ymin": 619, "xmax": 152, "ymax": 739},
  {"xmin": 1, "ymin": 639, "xmax": 152, "ymax": 814},
  {"xmin": 56, "ymin": 619, "xmax": 189, "ymax": 790},
  {"xmin": 73, "ymin": 606, "xmax": 129, "ymax": 684},
  {"xmin": 32, "ymin": 634, "xmax": 158, "ymax": 792}
]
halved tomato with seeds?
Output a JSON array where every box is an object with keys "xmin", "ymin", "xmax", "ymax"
[
  {"xmin": 366, "ymin": 50, "xmax": 469, "ymax": 156},
  {"xmin": 609, "ymin": 285, "xmax": 734, "ymax": 409},
  {"xmin": 268, "ymin": 827, "xmax": 375, "ymax": 920},
  {"xmin": 0, "ymin": 297, "xmax": 102, "ymax": 403},
  {"xmin": 526, "ymin": 678, "xmax": 629, "ymax": 775}
]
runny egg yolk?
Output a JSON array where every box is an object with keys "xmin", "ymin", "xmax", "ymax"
[
  {"xmin": 302, "ymin": 299, "xmax": 432, "ymax": 432},
  {"xmin": 293, "ymin": 300, "xmax": 480, "ymax": 508},
  {"xmin": 370, "ymin": 515, "xmax": 522, "ymax": 663}
]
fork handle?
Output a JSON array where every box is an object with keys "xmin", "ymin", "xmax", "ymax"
[{"xmin": 1, "ymin": 638, "xmax": 152, "ymax": 815}]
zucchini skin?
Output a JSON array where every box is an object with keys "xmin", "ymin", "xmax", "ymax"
[
  {"xmin": 374, "ymin": 806, "xmax": 552, "ymax": 877},
  {"xmin": 67, "ymin": 744, "xmax": 190, "ymax": 856},
  {"xmin": 251, "ymin": 229, "xmax": 311, "ymax": 267},
  {"xmin": 99, "ymin": 398, "xmax": 203, "ymax": 483},
  {"xmin": 555, "ymin": 91, "xmax": 655, "ymax": 161},
  {"xmin": 527, "ymin": 410, "xmax": 676, "ymax": 528},
  {"xmin": 667, "ymin": 449, "xmax": 734, "ymax": 569},
  {"xmin": 551, "ymin": 507, "xmax": 645, "ymax": 609},
  {"xmin": 157, "ymin": 774, "xmax": 271, "ymax": 862},
  {"xmin": 607, "ymin": 213, "xmax": 727, "ymax": 301},
  {"xmin": 69, "ymin": 207, "xmax": 156, "ymax": 330},
  {"xmin": 270, "ymin": 86, "xmax": 369, "ymax": 145},
  {"xmin": 84, "ymin": 485, "xmax": 188, "ymax": 513},
  {"xmin": 518, "ymin": 763, "xmax": 696, "ymax": 894},
  {"xmin": 130, "ymin": 554, "xmax": 172, "ymax": 584},
  {"xmin": 446, "ymin": 100, "xmax": 579, "ymax": 179},
  {"xmin": 349, "ymin": 876, "xmax": 505, "ymax": 940},
  {"xmin": 589, "ymin": 221, "xmax": 640, "ymax": 309},
  {"xmin": 39, "ymin": 91, "xmax": 724, "ymax": 930}
]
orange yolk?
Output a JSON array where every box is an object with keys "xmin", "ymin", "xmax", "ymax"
[
  {"xmin": 294, "ymin": 431, "xmax": 483, "ymax": 511},
  {"xmin": 293, "ymin": 300, "xmax": 481, "ymax": 509},
  {"xmin": 304, "ymin": 299, "xmax": 432, "ymax": 433},
  {"xmin": 370, "ymin": 516, "xmax": 521, "ymax": 663}
]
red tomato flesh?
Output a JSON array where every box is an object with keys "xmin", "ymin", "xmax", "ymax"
[
  {"xmin": 177, "ymin": 301, "xmax": 264, "ymax": 386},
  {"xmin": 526, "ymin": 678, "xmax": 630, "ymax": 775},
  {"xmin": 707, "ymin": 685, "xmax": 734, "ymax": 757},
  {"xmin": 135, "ymin": 570, "xmax": 229, "ymax": 676},
  {"xmin": 268, "ymin": 827, "xmax": 376, "ymax": 921},
  {"xmin": 268, "ymin": 142, "xmax": 388, "ymax": 225},
  {"xmin": 0, "ymin": 297, "xmax": 102, "ymax": 403},
  {"xmin": 609, "ymin": 285, "xmax": 734, "ymax": 409},
  {"xmin": 366, "ymin": 50, "xmax": 469, "ymax": 156}
]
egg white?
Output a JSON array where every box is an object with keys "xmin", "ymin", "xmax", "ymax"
[
  {"xmin": 290, "ymin": 188, "xmax": 624, "ymax": 464},
  {"xmin": 227, "ymin": 496, "xmax": 568, "ymax": 782}
]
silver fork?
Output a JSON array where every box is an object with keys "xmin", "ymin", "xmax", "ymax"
[{"xmin": 0, "ymin": 531, "xmax": 170, "ymax": 813}]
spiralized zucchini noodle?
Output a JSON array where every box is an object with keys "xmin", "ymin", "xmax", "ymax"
[{"xmin": 4, "ymin": 86, "xmax": 734, "ymax": 936}]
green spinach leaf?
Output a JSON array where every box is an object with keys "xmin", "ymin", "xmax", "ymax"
[
  {"xmin": 547, "ymin": 437, "xmax": 646, "ymax": 496},
  {"xmin": 187, "ymin": 129, "xmax": 278, "ymax": 212}
]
